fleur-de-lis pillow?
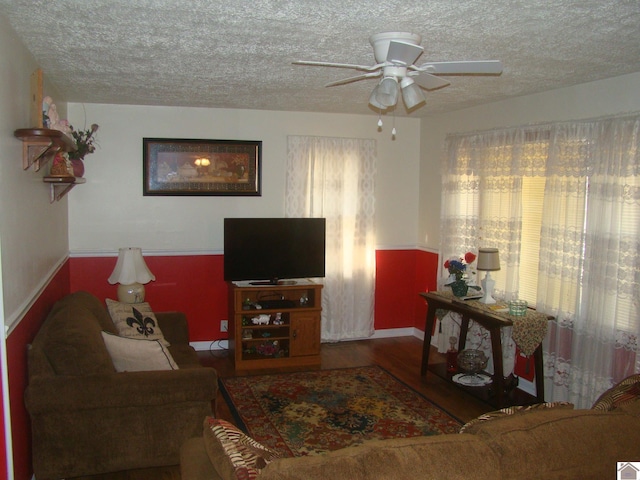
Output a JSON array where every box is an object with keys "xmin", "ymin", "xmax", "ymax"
[{"xmin": 105, "ymin": 299, "xmax": 170, "ymax": 346}]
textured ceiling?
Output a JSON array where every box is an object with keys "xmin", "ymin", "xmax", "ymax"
[{"xmin": 1, "ymin": 0, "xmax": 639, "ymax": 117}]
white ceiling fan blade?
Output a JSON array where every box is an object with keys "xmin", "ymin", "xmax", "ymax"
[
  {"xmin": 386, "ymin": 40, "xmax": 423, "ymax": 66},
  {"xmin": 293, "ymin": 60, "xmax": 383, "ymax": 72},
  {"xmin": 415, "ymin": 60, "xmax": 503, "ymax": 75},
  {"xmin": 410, "ymin": 71, "xmax": 451, "ymax": 90},
  {"xmin": 325, "ymin": 71, "xmax": 381, "ymax": 87}
]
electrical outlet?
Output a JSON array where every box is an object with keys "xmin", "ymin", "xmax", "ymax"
[{"xmin": 220, "ymin": 320, "xmax": 228, "ymax": 332}]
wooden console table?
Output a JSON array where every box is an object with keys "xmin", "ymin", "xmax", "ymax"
[{"xmin": 419, "ymin": 291, "xmax": 548, "ymax": 407}]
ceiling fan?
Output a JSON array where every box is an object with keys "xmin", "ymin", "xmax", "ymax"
[{"xmin": 294, "ymin": 32, "xmax": 503, "ymax": 112}]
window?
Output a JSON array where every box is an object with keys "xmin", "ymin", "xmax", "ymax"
[
  {"xmin": 443, "ymin": 115, "xmax": 640, "ymax": 408},
  {"xmin": 518, "ymin": 176, "xmax": 545, "ymax": 304}
]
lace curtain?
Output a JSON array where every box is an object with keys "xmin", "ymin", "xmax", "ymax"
[
  {"xmin": 285, "ymin": 136, "xmax": 377, "ymax": 341},
  {"xmin": 441, "ymin": 114, "xmax": 640, "ymax": 407}
]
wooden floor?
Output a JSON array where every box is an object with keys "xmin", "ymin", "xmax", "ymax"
[{"xmin": 71, "ymin": 336, "xmax": 493, "ymax": 480}]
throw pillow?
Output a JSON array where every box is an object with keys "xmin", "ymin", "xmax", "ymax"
[
  {"xmin": 105, "ymin": 298, "xmax": 169, "ymax": 346},
  {"xmin": 592, "ymin": 374, "xmax": 640, "ymax": 411},
  {"xmin": 203, "ymin": 417, "xmax": 279, "ymax": 480},
  {"xmin": 100, "ymin": 331, "xmax": 179, "ymax": 372},
  {"xmin": 459, "ymin": 401, "xmax": 574, "ymax": 434}
]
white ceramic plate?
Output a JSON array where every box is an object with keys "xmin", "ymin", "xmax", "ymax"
[{"xmin": 452, "ymin": 373, "xmax": 492, "ymax": 387}]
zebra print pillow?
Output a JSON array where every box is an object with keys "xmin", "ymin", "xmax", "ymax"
[
  {"xmin": 203, "ymin": 417, "xmax": 279, "ymax": 480},
  {"xmin": 592, "ymin": 374, "xmax": 640, "ymax": 411},
  {"xmin": 459, "ymin": 401, "xmax": 574, "ymax": 434}
]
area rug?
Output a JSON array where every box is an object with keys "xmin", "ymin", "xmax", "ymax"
[{"xmin": 220, "ymin": 365, "xmax": 462, "ymax": 457}]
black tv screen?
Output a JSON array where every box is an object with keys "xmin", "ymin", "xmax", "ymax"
[{"xmin": 224, "ymin": 218, "xmax": 326, "ymax": 284}]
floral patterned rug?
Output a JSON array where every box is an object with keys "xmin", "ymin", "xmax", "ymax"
[{"xmin": 219, "ymin": 365, "xmax": 462, "ymax": 457}]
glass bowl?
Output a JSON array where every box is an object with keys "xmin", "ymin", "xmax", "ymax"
[{"xmin": 457, "ymin": 349, "xmax": 488, "ymax": 374}]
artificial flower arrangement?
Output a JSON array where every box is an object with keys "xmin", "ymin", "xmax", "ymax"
[
  {"xmin": 444, "ymin": 251, "xmax": 477, "ymax": 284},
  {"xmin": 444, "ymin": 251, "xmax": 481, "ymax": 297},
  {"xmin": 42, "ymin": 96, "xmax": 99, "ymax": 176},
  {"xmin": 68, "ymin": 123, "xmax": 99, "ymax": 161}
]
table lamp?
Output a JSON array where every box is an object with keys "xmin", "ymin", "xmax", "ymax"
[
  {"xmin": 477, "ymin": 248, "xmax": 500, "ymax": 304},
  {"xmin": 107, "ymin": 247, "xmax": 156, "ymax": 303}
]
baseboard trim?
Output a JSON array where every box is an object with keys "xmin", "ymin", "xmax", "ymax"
[{"xmin": 191, "ymin": 340, "xmax": 229, "ymax": 351}]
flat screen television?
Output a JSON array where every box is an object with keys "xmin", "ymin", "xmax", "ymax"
[{"xmin": 223, "ymin": 217, "xmax": 326, "ymax": 285}]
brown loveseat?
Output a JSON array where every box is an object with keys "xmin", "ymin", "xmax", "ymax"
[
  {"xmin": 181, "ymin": 390, "xmax": 640, "ymax": 480},
  {"xmin": 25, "ymin": 291, "xmax": 218, "ymax": 480}
]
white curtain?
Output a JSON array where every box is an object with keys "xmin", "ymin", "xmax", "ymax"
[
  {"xmin": 539, "ymin": 116, "xmax": 640, "ymax": 407},
  {"xmin": 286, "ymin": 136, "xmax": 377, "ymax": 341},
  {"xmin": 441, "ymin": 114, "xmax": 640, "ymax": 408}
]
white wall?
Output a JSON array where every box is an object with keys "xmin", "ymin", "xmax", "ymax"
[
  {"xmin": 418, "ymin": 72, "xmax": 640, "ymax": 251},
  {"xmin": 67, "ymin": 104, "xmax": 422, "ymax": 254},
  {"xmin": 0, "ymin": 15, "xmax": 69, "ymax": 329}
]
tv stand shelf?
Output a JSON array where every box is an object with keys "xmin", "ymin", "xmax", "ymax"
[{"xmin": 227, "ymin": 280, "xmax": 322, "ymax": 371}]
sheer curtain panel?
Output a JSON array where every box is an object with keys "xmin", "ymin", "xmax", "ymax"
[
  {"xmin": 286, "ymin": 136, "xmax": 377, "ymax": 342},
  {"xmin": 442, "ymin": 114, "xmax": 640, "ymax": 408}
]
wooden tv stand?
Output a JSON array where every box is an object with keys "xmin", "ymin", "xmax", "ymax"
[{"xmin": 227, "ymin": 280, "xmax": 322, "ymax": 371}]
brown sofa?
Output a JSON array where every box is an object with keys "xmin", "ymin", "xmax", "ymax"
[
  {"xmin": 181, "ymin": 394, "xmax": 640, "ymax": 480},
  {"xmin": 25, "ymin": 291, "xmax": 218, "ymax": 480}
]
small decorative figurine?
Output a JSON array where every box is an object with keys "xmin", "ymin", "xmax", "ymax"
[{"xmin": 251, "ymin": 314, "xmax": 270, "ymax": 325}]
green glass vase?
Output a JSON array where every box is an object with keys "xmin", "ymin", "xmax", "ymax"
[{"xmin": 450, "ymin": 280, "xmax": 469, "ymax": 297}]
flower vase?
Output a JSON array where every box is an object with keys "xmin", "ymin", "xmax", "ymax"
[
  {"xmin": 449, "ymin": 280, "xmax": 469, "ymax": 297},
  {"xmin": 70, "ymin": 159, "xmax": 85, "ymax": 178}
]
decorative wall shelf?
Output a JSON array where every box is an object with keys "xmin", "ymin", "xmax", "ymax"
[
  {"xmin": 43, "ymin": 176, "xmax": 86, "ymax": 203},
  {"xmin": 14, "ymin": 128, "xmax": 75, "ymax": 172},
  {"xmin": 15, "ymin": 128, "xmax": 83, "ymax": 202}
]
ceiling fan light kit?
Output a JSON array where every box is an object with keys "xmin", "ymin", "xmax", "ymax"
[{"xmin": 294, "ymin": 31, "xmax": 503, "ymax": 133}]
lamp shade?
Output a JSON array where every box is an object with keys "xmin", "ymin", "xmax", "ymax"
[
  {"xmin": 108, "ymin": 247, "xmax": 156, "ymax": 285},
  {"xmin": 476, "ymin": 248, "xmax": 500, "ymax": 271}
]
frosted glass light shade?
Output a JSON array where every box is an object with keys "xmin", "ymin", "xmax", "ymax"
[
  {"xmin": 108, "ymin": 248, "xmax": 156, "ymax": 303},
  {"xmin": 400, "ymin": 77, "xmax": 425, "ymax": 109},
  {"xmin": 375, "ymin": 77, "xmax": 399, "ymax": 107},
  {"xmin": 369, "ymin": 86, "xmax": 386, "ymax": 110}
]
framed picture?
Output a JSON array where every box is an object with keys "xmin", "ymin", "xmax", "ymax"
[{"xmin": 143, "ymin": 138, "xmax": 262, "ymax": 196}]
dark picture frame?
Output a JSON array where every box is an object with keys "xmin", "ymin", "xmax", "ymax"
[{"xmin": 143, "ymin": 138, "xmax": 262, "ymax": 196}]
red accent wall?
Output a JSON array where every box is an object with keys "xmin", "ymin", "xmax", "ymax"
[
  {"xmin": 69, "ymin": 250, "xmax": 440, "ymax": 341},
  {"xmin": 6, "ymin": 263, "xmax": 71, "ymax": 480},
  {"xmin": 374, "ymin": 249, "xmax": 438, "ymax": 331}
]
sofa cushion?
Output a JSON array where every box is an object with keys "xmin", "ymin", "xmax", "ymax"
[
  {"xmin": 106, "ymin": 299, "xmax": 169, "ymax": 346},
  {"xmin": 203, "ymin": 417, "xmax": 279, "ymax": 480},
  {"xmin": 459, "ymin": 401, "xmax": 574, "ymax": 433},
  {"xmin": 467, "ymin": 408, "xmax": 640, "ymax": 480},
  {"xmin": 591, "ymin": 374, "xmax": 640, "ymax": 411},
  {"xmin": 42, "ymin": 304, "xmax": 115, "ymax": 376},
  {"xmin": 51, "ymin": 291, "xmax": 118, "ymax": 333},
  {"xmin": 259, "ymin": 434, "xmax": 500, "ymax": 480},
  {"xmin": 101, "ymin": 331, "xmax": 179, "ymax": 372}
]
